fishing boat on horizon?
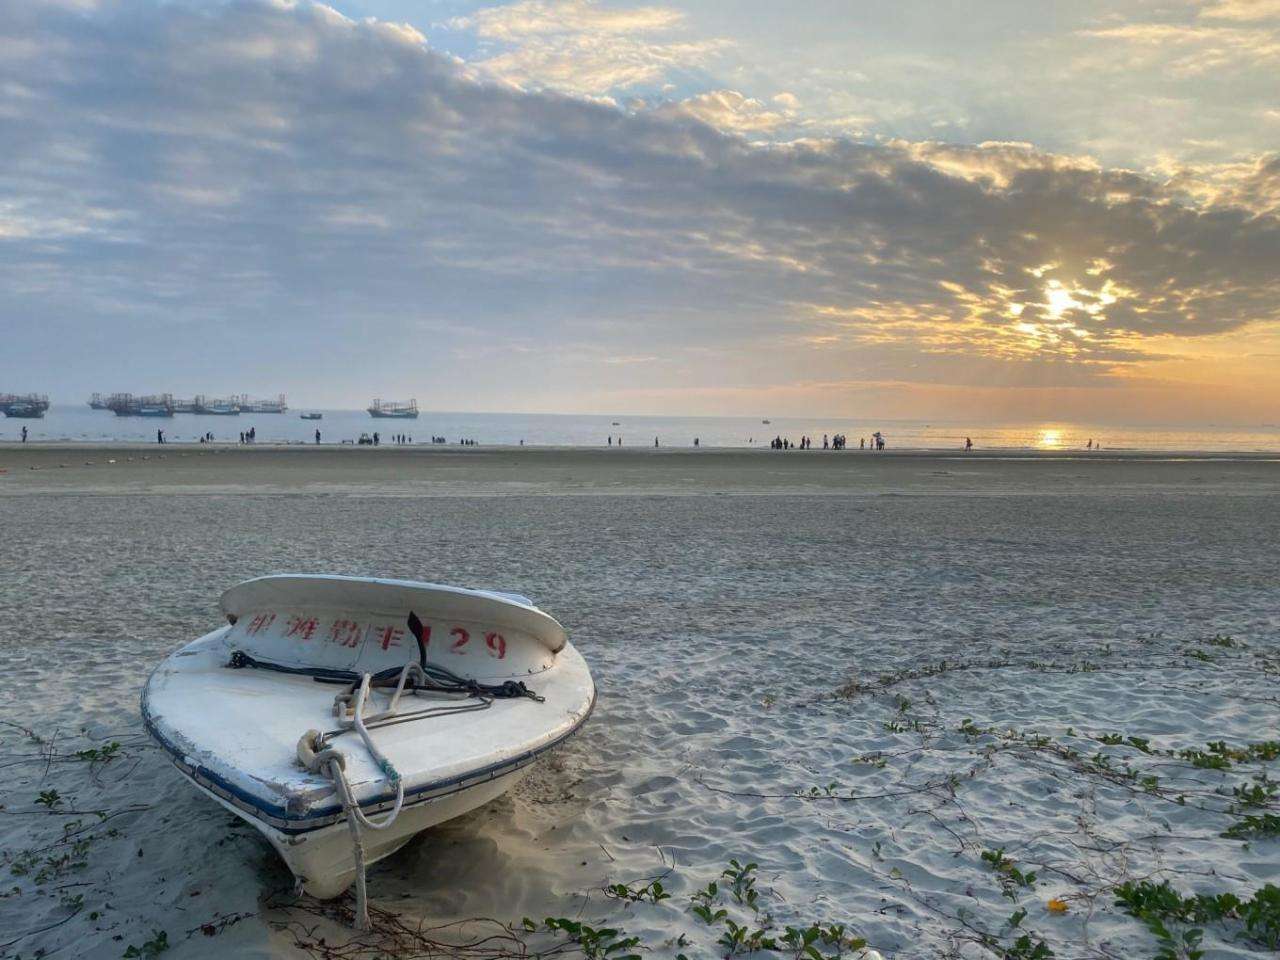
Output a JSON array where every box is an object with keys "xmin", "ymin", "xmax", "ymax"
[
  {"xmin": 88, "ymin": 392, "xmax": 109, "ymax": 410},
  {"xmin": 141, "ymin": 575, "xmax": 594, "ymax": 929},
  {"xmin": 194, "ymin": 395, "xmax": 242, "ymax": 416},
  {"xmin": 300, "ymin": 412, "xmax": 323, "ymax": 420},
  {"xmin": 107, "ymin": 393, "xmax": 174, "ymax": 417},
  {"xmin": 367, "ymin": 398, "xmax": 418, "ymax": 419},
  {"xmin": 242, "ymin": 394, "xmax": 288, "ymax": 414},
  {"xmin": 1, "ymin": 393, "xmax": 50, "ymax": 418}
]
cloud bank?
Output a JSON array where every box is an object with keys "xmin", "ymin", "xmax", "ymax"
[{"xmin": 1, "ymin": 0, "xmax": 1278, "ymax": 415}]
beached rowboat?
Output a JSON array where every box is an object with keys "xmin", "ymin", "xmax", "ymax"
[{"xmin": 141, "ymin": 575, "xmax": 595, "ymax": 926}]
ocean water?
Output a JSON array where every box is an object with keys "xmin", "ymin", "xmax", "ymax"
[{"xmin": 4, "ymin": 405, "xmax": 1280, "ymax": 452}]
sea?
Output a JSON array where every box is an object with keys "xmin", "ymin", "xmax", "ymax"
[{"xmin": 5, "ymin": 405, "xmax": 1280, "ymax": 452}]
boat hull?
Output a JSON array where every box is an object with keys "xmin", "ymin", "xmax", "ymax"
[{"xmin": 196, "ymin": 764, "xmax": 529, "ymax": 897}]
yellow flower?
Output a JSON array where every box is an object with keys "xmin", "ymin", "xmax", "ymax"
[{"xmin": 1047, "ymin": 898, "xmax": 1069, "ymax": 914}]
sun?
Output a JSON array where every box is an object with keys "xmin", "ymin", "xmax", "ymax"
[
  {"xmin": 1044, "ymin": 281, "xmax": 1080, "ymax": 319},
  {"xmin": 1036, "ymin": 428, "xmax": 1063, "ymax": 449}
]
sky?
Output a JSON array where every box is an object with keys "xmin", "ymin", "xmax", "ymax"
[{"xmin": 1, "ymin": 0, "xmax": 1278, "ymax": 422}]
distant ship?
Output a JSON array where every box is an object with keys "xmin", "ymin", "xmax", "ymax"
[
  {"xmin": 241, "ymin": 394, "xmax": 288, "ymax": 414},
  {"xmin": 171, "ymin": 398, "xmax": 198, "ymax": 414},
  {"xmin": 193, "ymin": 395, "xmax": 241, "ymax": 416},
  {"xmin": 108, "ymin": 393, "xmax": 174, "ymax": 417},
  {"xmin": 88, "ymin": 393, "xmax": 109, "ymax": 410},
  {"xmin": 762, "ymin": 419, "xmax": 771, "ymax": 424},
  {"xmin": 1, "ymin": 393, "xmax": 50, "ymax": 418},
  {"xmin": 300, "ymin": 412, "xmax": 322, "ymax": 420},
  {"xmin": 367, "ymin": 398, "xmax": 419, "ymax": 419}
]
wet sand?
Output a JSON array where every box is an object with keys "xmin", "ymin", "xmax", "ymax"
[
  {"xmin": 3, "ymin": 442, "xmax": 1279, "ymax": 497},
  {"xmin": 1, "ymin": 446, "xmax": 1278, "ymax": 958}
]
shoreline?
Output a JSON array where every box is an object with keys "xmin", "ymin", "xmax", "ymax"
[
  {"xmin": 6, "ymin": 439, "xmax": 1280, "ymax": 457},
  {"xmin": 3, "ymin": 443, "xmax": 1279, "ymax": 497}
]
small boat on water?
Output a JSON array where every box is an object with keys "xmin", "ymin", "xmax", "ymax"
[
  {"xmin": 300, "ymin": 412, "xmax": 323, "ymax": 420},
  {"xmin": 142, "ymin": 575, "xmax": 594, "ymax": 927}
]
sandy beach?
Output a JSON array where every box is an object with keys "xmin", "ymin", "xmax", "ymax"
[{"xmin": 1, "ymin": 446, "xmax": 1278, "ymax": 959}]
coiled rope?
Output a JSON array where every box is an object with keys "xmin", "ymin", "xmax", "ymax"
[{"xmin": 236, "ymin": 610, "xmax": 543, "ymax": 930}]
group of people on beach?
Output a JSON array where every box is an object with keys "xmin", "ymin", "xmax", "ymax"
[
  {"xmin": 238, "ymin": 428, "xmax": 257, "ymax": 444},
  {"xmin": 768, "ymin": 432, "xmax": 881, "ymax": 450}
]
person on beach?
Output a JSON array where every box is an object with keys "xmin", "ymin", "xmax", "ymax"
[
  {"xmin": 965, "ymin": 436, "xmax": 973, "ymax": 451},
  {"xmin": 654, "ymin": 437, "xmax": 659, "ymax": 447},
  {"xmin": 608, "ymin": 436, "xmax": 612, "ymax": 446},
  {"xmin": 156, "ymin": 429, "xmax": 164, "ymax": 444},
  {"xmin": 21, "ymin": 426, "xmax": 27, "ymax": 443},
  {"xmin": 315, "ymin": 429, "xmax": 321, "ymax": 445},
  {"xmin": 694, "ymin": 437, "xmax": 699, "ymax": 447}
]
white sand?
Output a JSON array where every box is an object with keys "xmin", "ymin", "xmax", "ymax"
[{"xmin": 1, "ymin": 448, "xmax": 1277, "ymax": 958}]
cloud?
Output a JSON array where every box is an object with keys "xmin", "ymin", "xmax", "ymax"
[
  {"xmin": 452, "ymin": 0, "xmax": 684, "ymax": 41},
  {"xmin": 651, "ymin": 89, "xmax": 795, "ymax": 134},
  {"xmin": 446, "ymin": 0, "xmax": 727, "ymax": 96},
  {"xmin": 1152, "ymin": 152, "xmax": 1280, "ymax": 216},
  {"xmin": 1199, "ymin": 0, "xmax": 1280, "ymax": 21},
  {"xmin": 1082, "ymin": 15, "xmax": 1280, "ymax": 76},
  {"xmin": 1, "ymin": 0, "xmax": 1278, "ymax": 410}
]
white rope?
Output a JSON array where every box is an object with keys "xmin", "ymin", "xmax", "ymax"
[
  {"xmin": 296, "ymin": 662, "xmax": 425, "ymax": 930},
  {"xmin": 332, "ymin": 672, "xmax": 407, "ymax": 829}
]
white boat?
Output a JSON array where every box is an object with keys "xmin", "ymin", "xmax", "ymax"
[{"xmin": 142, "ymin": 575, "xmax": 595, "ymax": 926}]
